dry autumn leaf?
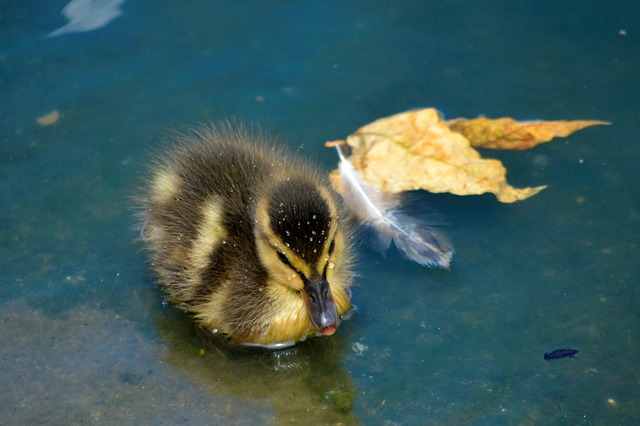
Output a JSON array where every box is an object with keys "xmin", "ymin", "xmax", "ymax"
[
  {"xmin": 327, "ymin": 108, "xmax": 608, "ymax": 203},
  {"xmin": 36, "ymin": 110, "xmax": 61, "ymax": 126},
  {"xmin": 447, "ymin": 116, "xmax": 610, "ymax": 150}
]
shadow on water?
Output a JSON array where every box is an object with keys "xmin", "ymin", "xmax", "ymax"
[{"xmin": 156, "ymin": 312, "xmax": 360, "ymax": 425}]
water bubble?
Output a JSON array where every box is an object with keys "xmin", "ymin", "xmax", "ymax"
[{"xmin": 352, "ymin": 341, "xmax": 368, "ymax": 356}]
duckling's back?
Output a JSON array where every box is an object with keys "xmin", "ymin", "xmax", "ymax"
[{"xmin": 139, "ymin": 126, "xmax": 353, "ymax": 346}]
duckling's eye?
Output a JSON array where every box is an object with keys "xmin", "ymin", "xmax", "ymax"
[
  {"xmin": 328, "ymin": 239, "xmax": 335, "ymax": 255},
  {"xmin": 277, "ymin": 251, "xmax": 292, "ymax": 268}
]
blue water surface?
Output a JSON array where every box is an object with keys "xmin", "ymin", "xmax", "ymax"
[{"xmin": 2, "ymin": 1, "xmax": 639, "ymax": 424}]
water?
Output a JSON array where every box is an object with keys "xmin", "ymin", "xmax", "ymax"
[{"xmin": 2, "ymin": 1, "xmax": 639, "ymax": 424}]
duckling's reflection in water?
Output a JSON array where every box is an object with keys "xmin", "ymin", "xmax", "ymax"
[{"xmin": 158, "ymin": 314, "xmax": 359, "ymax": 424}]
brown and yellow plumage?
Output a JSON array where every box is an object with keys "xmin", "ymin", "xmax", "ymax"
[{"xmin": 138, "ymin": 126, "xmax": 354, "ymax": 347}]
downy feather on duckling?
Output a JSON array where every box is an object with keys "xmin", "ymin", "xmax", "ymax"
[{"xmin": 137, "ymin": 125, "xmax": 354, "ymax": 348}]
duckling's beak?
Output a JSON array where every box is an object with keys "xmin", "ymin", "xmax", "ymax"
[{"xmin": 302, "ymin": 277, "xmax": 339, "ymax": 336}]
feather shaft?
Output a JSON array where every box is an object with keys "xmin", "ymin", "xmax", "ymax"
[{"xmin": 336, "ymin": 147, "xmax": 454, "ymax": 268}]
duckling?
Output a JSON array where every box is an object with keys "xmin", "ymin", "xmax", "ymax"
[{"xmin": 138, "ymin": 125, "xmax": 354, "ymax": 348}]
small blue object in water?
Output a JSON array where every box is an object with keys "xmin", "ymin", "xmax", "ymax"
[{"xmin": 544, "ymin": 349, "xmax": 578, "ymax": 360}]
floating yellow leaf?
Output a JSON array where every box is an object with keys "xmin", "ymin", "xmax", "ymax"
[
  {"xmin": 327, "ymin": 108, "xmax": 607, "ymax": 203},
  {"xmin": 36, "ymin": 110, "xmax": 61, "ymax": 126},
  {"xmin": 447, "ymin": 117, "xmax": 610, "ymax": 150}
]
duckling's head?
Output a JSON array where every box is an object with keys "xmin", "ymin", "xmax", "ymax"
[{"xmin": 254, "ymin": 176, "xmax": 351, "ymax": 336}]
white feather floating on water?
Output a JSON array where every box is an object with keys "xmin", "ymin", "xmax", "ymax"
[
  {"xmin": 48, "ymin": 0, "xmax": 125, "ymax": 38},
  {"xmin": 335, "ymin": 146, "xmax": 454, "ymax": 268}
]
